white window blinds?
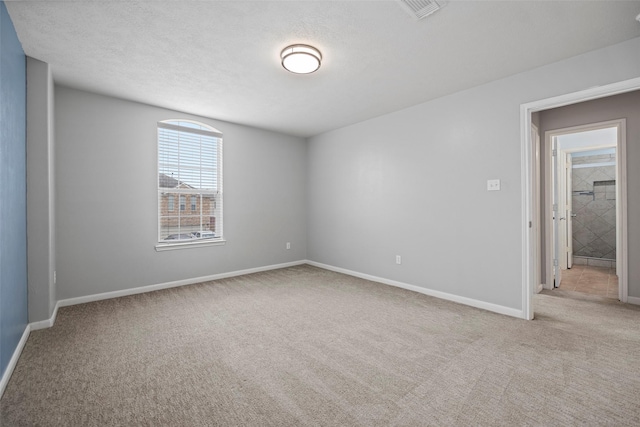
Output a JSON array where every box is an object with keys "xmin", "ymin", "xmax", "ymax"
[{"xmin": 158, "ymin": 120, "xmax": 223, "ymax": 243}]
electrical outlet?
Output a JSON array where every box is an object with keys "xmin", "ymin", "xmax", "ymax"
[
  {"xmin": 396, "ymin": 255, "xmax": 402, "ymax": 265},
  {"xmin": 286, "ymin": 242, "xmax": 291, "ymax": 250},
  {"xmin": 487, "ymin": 179, "xmax": 501, "ymax": 191}
]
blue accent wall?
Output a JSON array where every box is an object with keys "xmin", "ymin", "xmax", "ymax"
[{"xmin": 0, "ymin": 0, "xmax": 28, "ymax": 377}]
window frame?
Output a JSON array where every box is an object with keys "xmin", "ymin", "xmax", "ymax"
[{"xmin": 155, "ymin": 119, "xmax": 225, "ymax": 251}]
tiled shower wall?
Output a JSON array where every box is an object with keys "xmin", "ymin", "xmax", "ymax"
[{"xmin": 571, "ymin": 153, "xmax": 616, "ymax": 260}]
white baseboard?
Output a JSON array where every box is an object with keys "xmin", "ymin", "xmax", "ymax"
[
  {"xmin": 30, "ymin": 301, "xmax": 60, "ymax": 331},
  {"xmin": 29, "ymin": 258, "xmax": 528, "ymax": 335},
  {"xmin": 58, "ymin": 260, "xmax": 307, "ymax": 308},
  {"xmin": 627, "ymin": 296, "xmax": 640, "ymax": 306},
  {"xmin": 306, "ymin": 261, "xmax": 525, "ymax": 319},
  {"xmin": 537, "ymin": 283, "xmax": 544, "ymax": 293},
  {"xmin": 0, "ymin": 324, "xmax": 31, "ymax": 399}
]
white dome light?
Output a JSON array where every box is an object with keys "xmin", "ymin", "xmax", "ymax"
[{"xmin": 280, "ymin": 44, "xmax": 322, "ymax": 74}]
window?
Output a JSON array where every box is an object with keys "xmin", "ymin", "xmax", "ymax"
[{"xmin": 157, "ymin": 120, "xmax": 223, "ymax": 247}]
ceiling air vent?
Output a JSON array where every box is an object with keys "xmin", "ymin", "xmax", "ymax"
[{"xmin": 397, "ymin": 0, "xmax": 446, "ymax": 20}]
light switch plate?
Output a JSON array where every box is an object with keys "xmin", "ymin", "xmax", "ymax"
[{"xmin": 487, "ymin": 179, "xmax": 501, "ymax": 191}]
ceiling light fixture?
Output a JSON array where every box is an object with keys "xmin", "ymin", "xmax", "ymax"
[{"xmin": 280, "ymin": 44, "xmax": 322, "ymax": 74}]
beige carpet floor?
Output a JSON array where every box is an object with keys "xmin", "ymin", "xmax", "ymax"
[{"xmin": 1, "ymin": 264, "xmax": 639, "ymax": 426}]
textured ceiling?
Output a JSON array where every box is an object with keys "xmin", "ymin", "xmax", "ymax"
[{"xmin": 6, "ymin": 1, "xmax": 640, "ymax": 137}]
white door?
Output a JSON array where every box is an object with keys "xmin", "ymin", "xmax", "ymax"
[{"xmin": 557, "ymin": 151, "xmax": 574, "ymax": 271}]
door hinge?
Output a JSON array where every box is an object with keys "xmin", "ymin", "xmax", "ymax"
[
  {"xmin": 529, "ymin": 221, "xmax": 532, "ymax": 228},
  {"xmin": 552, "ymin": 149, "xmax": 557, "ymax": 157},
  {"xmin": 553, "ymin": 259, "xmax": 559, "ymax": 267},
  {"xmin": 552, "ymin": 203, "xmax": 558, "ymax": 212}
]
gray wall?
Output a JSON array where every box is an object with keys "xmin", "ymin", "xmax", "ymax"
[
  {"xmin": 0, "ymin": 0, "xmax": 28, "ymax": 376},
  {"xmin": 539, "ymin": 89, "xmax": 640, "ymax": 298},
  {"xmin": 55, "ymin": 86, "xmax": 307, "ymax": 300},
  {"xmin": 26, "ymin": 57, "xmax": 56, "ymax": 322},
  {"xmin": 307, "ymin": 36, "xmax": 640, "ymax": 312}
]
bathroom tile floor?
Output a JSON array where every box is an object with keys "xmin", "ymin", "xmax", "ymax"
[{"xmin": 557, "ymin": 264, "xmax": 618, "ymax": 300}]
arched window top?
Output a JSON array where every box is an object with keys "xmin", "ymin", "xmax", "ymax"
[{"xmin": 159, "ymin": 119, "xmax": 222, "ymax": 137}]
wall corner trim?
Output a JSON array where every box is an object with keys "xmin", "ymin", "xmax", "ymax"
[
  {"xmin": 306, "ymin": 261, "xmax": 525, "ymax": 319},
  {"xmin": 30, "ymin": 301, "xmax": 60, "ymax": 331},
  {"xmin": 0, "ymin": 325, "xmax": 31, "ymax": 399}
]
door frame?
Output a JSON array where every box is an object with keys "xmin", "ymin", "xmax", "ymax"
[
  {"xmin": 531, "ymin": 124, "xmax": 542, "ymax": 294},
  {"xmin": 520, "ymin": 76, "xmax": 640, "ymax": 320},
  {"xmin": 545, "ymin": 122, "xmax": 622, "ymax": 291}
]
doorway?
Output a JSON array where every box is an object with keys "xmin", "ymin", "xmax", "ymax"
[
  {"xmin": 546, "ymin": 123, "xmax": 621, "ymax": 300},
  {"xmin": 520, "ymin": 77, "xmax": 640, "ymax": 320}
]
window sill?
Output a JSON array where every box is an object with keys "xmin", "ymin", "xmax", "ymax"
[{"xmin": 155, "ymin": 239, "xmax": 226, "ymax": 252}]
